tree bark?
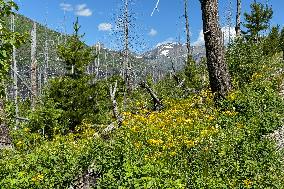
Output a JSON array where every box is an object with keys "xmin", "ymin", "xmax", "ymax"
[
  {"xmin": 110, "ymin": 81, "xmax": 123, "ymax": 128},
  {"xmin": 140, "ymin": 81, "xmax": 163, "ymax": 111},
  {"xmin": 184, "ymin": 0, "xmax": 191, "ymax": 62},
  {"xmin": 10, "ymin": 13, "xmax": 19, "ymax": 128},
  {"xmin": 235, "ymin": 0, "xmax": 241, "ymax": 36},
  {"xmin": 123, "ymin": 0, "xmax": 132, "ymax": 92},
  {"xmin": 0, "ymin": 99, "xmax": 12, "ymax": 149},
  {"xmin": 31, "ymin": 22, "xmax": 37, "ymax": 110},
  {"xmin": 200, "ymin": 0, "xmax": 232, "ymax": 98}
]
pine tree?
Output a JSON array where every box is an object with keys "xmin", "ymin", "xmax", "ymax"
[
  {"xmin": 46, "ymin": 18, "xmax": 98, "ymax": 132},
  {"xmin": 243, "ymin": 2, "xmax": 273, "ymax": 40},
  {"xmin": 263, "ymin": 26, "xmax": 280, "ymax": 56},
  {"xmin": 57, "ymin": 17, "xmax": 94, "ymax": 79}
]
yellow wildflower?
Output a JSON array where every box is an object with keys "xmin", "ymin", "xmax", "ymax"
[
  {"xmin": 252, "ymin": 72, "xmax": 262, "ymax": 80},
  {"xmin": 23, "ymin": 128, "xmax": 30, "ymax": 132},
  {"xmin": 224, "ymin": 110, "xmax": 238, "ymax": 116},
  {"xmin": 131, "ymin": 126, "xmax": 139, "ymax": 132},
  {"xmin": 208, "ymin": 115, "xmax": 215, "ymax": 121},
  {"xmin": 170, "ymin": 151, "xmax": 177, "ymax": 157},
  {"xmin": 134, "ymin": 142, "xmax": 142, "ymax": 149},
  {"xmin": 144, "ymin": 155, "xmax": 149, "ymax": 160},
  {"xmin": 16, "ymin": 141, "xmax": 23, "ymax": 147},
  {"xmin": 31, "ymin": 174, "xmax": 44, "ymax": 182},
  {"xmin": 184, "ymin": 140, "xmax": 195, "ymax": 148},
  {"xmin": 148, "ymin": 139, "xmax": 164, "ymax": 145},
  {"xmin": 243, "ymin": 179, "xmax": 253, "ymax": 187},
  {"xmin": 37, "ymin": 174, "xmax": 44, "ymax": 181},
  {"xmin": 200, "ymin": 129, "xmax": 209, "ymax": 137},
  {"xmin": 236, "ymin": 123, "xmax": 244, "ymax": 129}
]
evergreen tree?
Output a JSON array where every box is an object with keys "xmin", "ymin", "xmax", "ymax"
[
  {"xmin": 263, "ymin": 25, "xmax": 280, "ymax": 56},
  {"xmin": 243, "ymin": 2, "xmax": 273, "ymax": 40},
  {"xmin": 45, "ymin": 18, "xmax": 97, "ymax": 132},
  {"xmin": 57, "ymin": 17, "xmax": 95, "ymax": 79}
]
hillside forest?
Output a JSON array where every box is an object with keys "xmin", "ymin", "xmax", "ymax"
[{"xmin": 1, "ymin": 0, "xmax": 284, "ymax": 188}]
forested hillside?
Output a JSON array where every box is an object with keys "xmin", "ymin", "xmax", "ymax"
[{"xmin": 1, "ymin": 0, "xmax": 284, "ymax": 188}]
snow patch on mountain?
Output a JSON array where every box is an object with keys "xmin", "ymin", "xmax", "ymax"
[{"xmin": 160, "ymin": 50, "xmax": 170, "ymax": 56}]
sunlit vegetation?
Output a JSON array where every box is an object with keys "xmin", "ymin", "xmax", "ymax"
[{"xmin": 1, "ymin": 0, "xmax": 284, "ymax": 188}]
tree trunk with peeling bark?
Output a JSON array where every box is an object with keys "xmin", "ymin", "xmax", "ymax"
[
  {"xmin": 0, "ymin": 100, "xmax": 12, "ymax": 149},
  {"xmin": 236, "ymin": 0, "xmax": 241, "ymax": 36},
  {"xmin": 184, "ymin": 0, "xmax": 191, "ymax": 62},
  {"xmin": 31, "ymin": 22, "xmax": 37, "ymax": 110},
  {"xmin": 200, "ymin": 0, "xmax": 232, "ymax": 98},
  {"xmin": 123, "ymin": 0, "xmax": 132, "ymax": 93},
  {"xmin": 10, "ymin": 13, "xmax": 19, "ymax": 128}
]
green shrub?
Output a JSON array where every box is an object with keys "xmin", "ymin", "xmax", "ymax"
[{"xmin": 0, "ymin": 132, "xmax": 99, "ymax": 188}]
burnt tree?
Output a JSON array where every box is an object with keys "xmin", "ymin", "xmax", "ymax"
[
  {"xmin": 200, "ymin": 0, "xmax": 232, "ymax": 98},
  {"xmin": 184, "ymin": 0, "xmax": 191, "ymax": 62},
  {"xmin": 236, "ymin": 0, "xmax": 242, "ymax": 36}
]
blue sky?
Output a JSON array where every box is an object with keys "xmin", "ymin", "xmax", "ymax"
[{"xmin": 15, "ymin": 0, "xmax": 284, "ymax": 53}]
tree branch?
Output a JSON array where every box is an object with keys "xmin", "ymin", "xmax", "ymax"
[
  {"xmin": 151, "ymin": 0, "xmax": 160, "ymax": 16},
  {"xmin": 109, "ymin": 80, "xmax": 123, "ymax": 128},
  {"xmin": 140, "ymin": 81, "xmax": 163, "ymax": 111}
]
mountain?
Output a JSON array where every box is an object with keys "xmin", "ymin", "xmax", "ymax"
[
  {"xmin": 5, "ymin": 14, "xmax": 206, "ymax": 96},
  {"xmin": 143, "ymin": 43, "xmax": 206, "ymax": 62},
  {"xmin": 141, "ymin": 43, "xmax": 206, "ymax": 78}
]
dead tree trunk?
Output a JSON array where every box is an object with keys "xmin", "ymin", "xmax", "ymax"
[
  {"xmin": 102, "ymin": 81, "xmax": 124, "ymax": 135},
  {"xmin": 200, "ymin": 0, "xmax": 232, "ymax": 98},
  {"xmin": 235, "ymin": 0, "xmax": 242, "ymax": 36},
  {"xmin": 96, "ymin": 42, "xmax": 101, "ymax": 78},
  {"xmin": 31, "ymin": 22, "xmax": 37, "ymax": 109},
  {"xmin": 110, "ymin": 81, "xmax": 123, "ymax": 128},
  {"xmin": 10, "ymin": 13, "xmax": 19, "ymax": 128},
  {"xmin": 184, "ymin": 0, "xmax": 191, "ymax": 62},
  {"xmin": 123, "ymin": 0, "xmax": 132, "ymax": 92},
  {"xmin": 0, "ymin": 99, "xmax": 12, "ymax": 149},
  {"xmin": 140, "ymin": 81, "xmax": 163, "ymax": 111}
]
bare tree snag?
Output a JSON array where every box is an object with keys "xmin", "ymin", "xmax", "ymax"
[
  {"xmin": 0, "ymin": 100, "xmax": 12, "ymax": 149},
  {"xmin": 200, "ymin": 0, "xmax": 232, "ymax": 98},
  {"xmin": 236, "ymin": 0, "xmax": 242, "ymax": 36},
  {"xmin": 10, "ymin": 12, "xmax": 19, "ymax": 128},
  {"xmin": 101, "ymin": 81, "xmax": 124, "ymax": 136},
  {"xmin": 110, "ymin": 81, "xmax": 123, "ymax": 128},
  {"xmin": 31, "ymin": 22, "xmax": 37, "ymax": 110},
  {"xmin": 123, "ymin": 0, "xmax": 132, "ymax": 92},
  {"xmin": 184, "ymin": 0, "xmax": 191, "ymax": 62},
  {"xmin": 140, "ymin": 81, "xmax": 163, "ymax": 111}
]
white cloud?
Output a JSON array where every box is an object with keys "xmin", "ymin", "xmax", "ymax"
[
  {"xmin": 192, "ymin": 27, "xmax": 236, "ymax": 46},
  {"xmin": 221, "ymin": 26, "xmax": 236, "ymax": 44},
  {"xmin": 156, "ymin": 37, "xmax": 175, "ymax": 47},
  {"xmin": 98, "ymin": 23, "xmax": 112, "ymax": 31},
  {"xmin": 192, "ymin": 30, "xmax": 204, "ymax": 46},
  {"xmin": 60, "ymin": 3, "xmax": 73, "ymax": 12},
  {"xmin": 75, "ymin": 4, "xmax": 92, "ymax": 17},
  {"xmin": 59, "ymin": 3, "xmax": 93, "ymax": 17},
  {"xmin": 148, "ymin": 28, "xmax": 157, "ymax": 37}
]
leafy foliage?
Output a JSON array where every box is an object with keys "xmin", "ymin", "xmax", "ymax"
[
  {"xmin": 0, "ymin": 0, "xmax": 27, "ymax": 95},
  {"xmin": 1, "ymin": 1, "xmax": 284, "ymax": 189}
]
